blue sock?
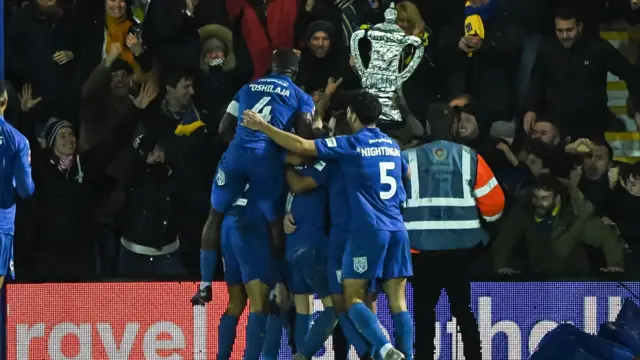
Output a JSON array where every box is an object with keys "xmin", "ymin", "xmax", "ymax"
[
  {"xmin": 199, "ymin": 249, "xmax": 217, "ymax": 282},
  {"xmin": 392, "ymin": 312, "xmax": 413, "ymax": 360},
  {"xmin": 338, "ymin": 313, "xmax": 371, "ymax": 357},
  {"xmin": 262, "ymin": 314, "xmax": 284, "ymax": 360},
  {"xmin": 244, "ymin": 313, "xmax": 267, "ymax": 360},
  {"xmin": 299, "ymin": 307, "xmax": 338, "ymax": 358},
  {"xmin": 348, "ymin": 302, "xmax": 390, "ymax": 352},
  {"xmin": 295, "ymin": 313, "xmax": 312, "ymax": 349},
  {"xmin": 374, "ymin": 349, "xmax": 385, "ymax": 360},
  {"xmin": 216, "ymin": 314, "xmax": 238, "ymax": 360}
]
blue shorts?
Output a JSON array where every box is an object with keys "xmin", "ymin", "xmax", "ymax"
[
  {"xmin": 210, "ymin": 146, "xmax": 285, "ymax": 222},
  {"xmin": 328, "ymin": 228, "xmax": 347, "ymax": 294},
  {"xmin": 328, "ymin": 228, "xmax": 378, "ymax": 295},
  {"xmin": 0, "ymin": 233, "xmax": 14, "ymax": 279},
  {"xmin": 221, "ymin": 216, "xmax": 275, "ymax": 287},
  {"xmin": 286, "ymin": 236, "xmax": 330, "ymax": 298},
  {"xmin": 342, "ymin": 229, "xmax": 413, "ymax": 281}
]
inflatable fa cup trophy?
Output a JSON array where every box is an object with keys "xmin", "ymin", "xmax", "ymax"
[{"xmin": 350, "ymin": 3, "xmax": 424, "ymax": 125}]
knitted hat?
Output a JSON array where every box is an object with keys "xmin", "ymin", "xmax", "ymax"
[
  {"xmin": 42, "ymin": 117, "xmax": 73, "ymax": 149},
  {"xmin": 305, "ymin": 20, "xmax": 335, "ymax": 43}
]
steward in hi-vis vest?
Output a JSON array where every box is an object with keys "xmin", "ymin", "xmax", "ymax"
[
  {"xmin": 404, "ymin": 103, "xmax": 505, "ymax": 360},
  {"xmin": 402, "ymin": 140, "xmax": 504, "ymax": 251}
]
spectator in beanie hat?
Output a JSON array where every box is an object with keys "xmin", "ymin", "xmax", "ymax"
[{"xmin": 27, "ymin": 114, "xmax": 140, "ymax": 281}]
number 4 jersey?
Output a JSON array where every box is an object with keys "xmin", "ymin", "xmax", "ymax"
[
  {"xmin": 227, "ymin": 73, "xmax": 315, "ymax": 152},
  {"xmin": 314, "ymin": 127, "xmax": 408, "ymax": 231}
]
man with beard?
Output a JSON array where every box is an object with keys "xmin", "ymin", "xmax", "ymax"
[
  {"xmin": 523, "ymin": 5, "xmax": 640, "ymax": 138},
  {"xmin": 296, "ymin": 20, "xmax": 353, "ymax": 95},
  {"xmin": 493, "ymin": 174, "xmax": 625, "ymax": 277},
  {"xmin": 570, "ymin": 138, "xmax": 619, "ymax": 214}
]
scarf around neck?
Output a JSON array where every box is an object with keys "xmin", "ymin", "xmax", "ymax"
[{"xmin": 105, "ymin": 14, "xmax": 142, "ymax": 74}]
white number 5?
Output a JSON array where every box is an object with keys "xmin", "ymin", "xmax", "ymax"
[
  {"xmin": 379, "ymin": 162, "xmax": 397, "ymax": 200},
  {"xmin": 252, "ymin": 96, "xmax": 272, "ymax": 122}
]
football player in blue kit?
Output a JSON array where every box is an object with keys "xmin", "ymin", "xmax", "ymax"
[
  {"xmin": 196, "ymin": 49, "xmax": 321, "ymax": 304},
  {"xmin": 284, "ymin": 113, "xmax": 376, "ymax": 360},
  {"xmin": 241, "ymin": 91, "xmax": 413, "ymax": 360},
  {"xmin": 0, "ymin": 83, "xmax": 35, "ymax": 287},
  {"xmin": 283, "ymin": 159, "xmax": 338, "ymax": 359},
  {"xmin": 216, "ymin": 185, "xmax": 278, "ymax": 360},
  {"xmin": 199, "ymin": 184, "xmax": 283, "ymax": 360}
]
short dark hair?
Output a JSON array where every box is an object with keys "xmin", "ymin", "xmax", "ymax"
[
  {"xmin": 534, "ymin": 117, "xmax": 563, "ymax": 136},
  {"xmin": 531, "ymin": 174, "xmax": 566, "ymax": 197},
  {"xmin": 160, "ymin": 67, "xmax": 195, "ymax": 89},
  {"xmin": 272, "ymin": 49, "xmax": 300, "ymax": 75},
  {"xmin": 554, "ymin": 5, "xmax": 582, "ymax": 23},
  {"xmin": 527, "ymin": 140, "xmax": 557, "ymax": 172},
  {"xmin": 347, "ymin": 91, "xmax": 381, "ymax": 126},
  {"xmin": 428, "ymin": 103, "xmax": 453, "ymax": 141},
  {"xmin": 588, "ymin": 136, "xmax": 613, "ymax": 161}
]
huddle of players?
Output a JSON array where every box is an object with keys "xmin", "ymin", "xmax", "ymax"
[{"xmin": 192, "ymin": 49, "xmax": 414, "ymax": 360}]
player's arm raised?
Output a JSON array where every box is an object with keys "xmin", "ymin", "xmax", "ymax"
[
  {"xmin": 294, "ymin": 77, "xmax": 342, "ymax": 139},
  {"xmin": 294, "ymin": 94, "xmax": 329, "ymax": 139}
]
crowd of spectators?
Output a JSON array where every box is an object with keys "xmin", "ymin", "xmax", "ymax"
[{"xmin": 4, "ymin": 0, "xmax": 640, "ymax": 282}]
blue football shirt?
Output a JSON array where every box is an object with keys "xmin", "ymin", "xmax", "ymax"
[
  {"xmin": 326, "ymin": 162, "xmax": 350, "ymax": 231},
  {"xmin": 227, "ymin": 74, "xmax": 315, "ymax": 152},
  {"xmin": 314, "ymin": 128, "xmax": 407, "ymax": 231},
  {"xmin": 0, "ymin": 117, "xmax": 35, "ymax": 234},
  {"xmin": 287, "ymin": 160, "xmax": 330, "ymax": 238}
]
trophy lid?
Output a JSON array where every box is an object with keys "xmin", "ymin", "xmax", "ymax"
[{"xmin": 371, "ymin": 3, "xmax": 404, "ymax": 35}]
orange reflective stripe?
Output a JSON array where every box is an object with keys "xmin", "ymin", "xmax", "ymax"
[{"xmin": 474, "ymin": 154, "xmax": 505, "ymax": 220}]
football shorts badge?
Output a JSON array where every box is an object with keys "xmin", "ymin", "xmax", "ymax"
[{"xmin": 353, "ymin": 257, "xmax": 368, "ymax": 274}]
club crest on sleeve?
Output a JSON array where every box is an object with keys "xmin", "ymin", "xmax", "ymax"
[
  {"xmin": 325, "ymin": 138, "xmax": 337, "ymax": 147},
  {"xmin": 353, "ymin": 257, "xmax": 368, "ymax": 273},
  {"xmin": 216, "ymin": 169, "xmax": 226, "ymax": 186},
  {"xmin": 314, "ymin": 160, "xmax": 326, "ymax": 171}
]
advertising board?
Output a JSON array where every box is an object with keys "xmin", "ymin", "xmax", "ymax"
[{"xmin": 6, "ymin": 282, "xmax": 638, "ymax": 360}]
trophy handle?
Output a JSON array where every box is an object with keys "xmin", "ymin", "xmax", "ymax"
[
  {"xmin": 398, "ymin": 35, "xmax": 424, "ymax": 82},
  {"xmin": 350, "ymin": 30, "xmax": 367, "ymax": 76}
]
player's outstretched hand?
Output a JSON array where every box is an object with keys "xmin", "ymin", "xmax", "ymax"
[
  {"xmin": 191, "ymin": 285, "xmax": 212, "ymax": 306},
  {"xmin": 242, "ymin": 110, "xmax": 267, "ymax": 130}
]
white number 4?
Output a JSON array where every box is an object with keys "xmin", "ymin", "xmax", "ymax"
[
  {"xmin": 379, "ymin": 162, "xmax": 397, "ymax": 200},
  {"xmin": 252, "ymin": 96, "xmax": 272, "ymax": 122}
]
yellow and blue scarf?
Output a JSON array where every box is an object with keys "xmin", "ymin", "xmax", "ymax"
[
  {"xmin": 161, "ymin": 100, "xmax": 206, "ymax": 136},
  {"xmin": 464, "ymin": 0, "xmax": 496, "ymax": 57}
]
